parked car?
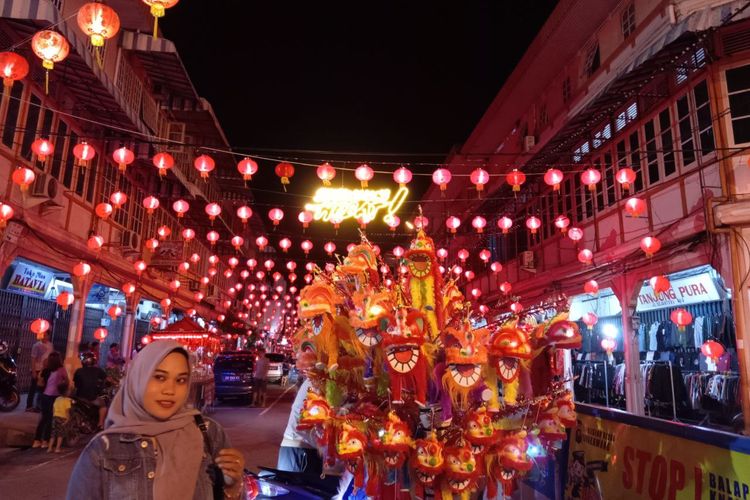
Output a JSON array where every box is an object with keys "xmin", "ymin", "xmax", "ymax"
[
  {"xmin": 265, "ymin": 353, "xmax": 287, "ymax": 384},
  {"xmin": 214, "ymin": 351, "xmax": 255, "ymax": 403}
]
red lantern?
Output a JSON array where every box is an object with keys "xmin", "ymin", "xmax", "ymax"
[
  {"xmin": 194, "ymin": 154, "xmax": 215, "ymax": 179},
  {"xmin": 0, "ymin": 202, "xmax": 13, "ymax": 228},
  {"xmin": 286, "ymin": 261, "xmax": 297, "ymax": 272},
  {"xmin": 584, "ymin": 280, "xmax": 599, "ymax": 296},
  {"xmin": 113, "ymin": 146, "xmax": 135, "ymax": 172},
  {"xmin": 122, "ymin": 282, "xmax": 136, "ymax": 296},
  {"xmin": 203, "ymin": 202, "xmax": 221, "ymax": 222},
  {"xmin": 506, "ymin": 169, "xmax": 526, "ymax": 192},
  {"xmin": 31, "ymin": 30, "xmax": 69, "ymax": 93},
  {"xmin": 72, "ymin": 141, "xmax": 96, "ymax": 167},
  {"xmin": 701, "ymin": 340, "xmax": 725, "ymax": 361},
  {"xmin": 568, "ymin": 227, "xmax": 584, "ymax": 242},
  {"xmin": 142, "ymin": 0, "xmax": 179, "ymax": 38},
  {"xmin": 581, "ymin": 168, "xmax": 601, "ymax": 191},
  {"xmin": 157, "ymin": 225, "xmax": 171, "ymax": 240},
  {"xmin": 110, "ymin": 191, "xmax": 127, "ymax": 209},
  {"xmin": 650, "ymin": 275, "xmax": 671, "ymax": 295},
  {"xmin": 500, "ymin": 281, "xmax": 512, "ymax": 294},
  {"xmin": 670, "ymin": 308, "xmax": 693, "ymax": 332},
  {"xmin": 228, "ymin": 257, "xmax": 239, "ymax": 268},
  {"xmin": 206, "ymin": 230, "xmax": 220, "ymax": 246},
  {"xmin": 298, "ymin": 210, "xmax": 313, "ymax": 230},
  {"xmin": 237, "ymin": 157, "xmax": 258, "ymax": 181},
  {"xmin": 601, "ymin": 337, "xmax": 616, "ymax": 354},
  {"xmin": 87, "ymin": 234, "xmax": 104, "ymax": 252},
  {"xmin": 497, "ymin": 216, "xmax": 513, "ymax": 234},
  {"xmin": 437, "ymin": 248, "xmax": 448, "ymax": 261},
  {"xmin": 625, "ymin": 197, "xmax": 647, "ymax": 218},
  {"xmin": 134, "ymin": 260, "xmax": 147, "ymax": 276},
  {"xmin": 544, "ymin": 168, "xmax": 563, "ymax": 191},
  {"xmin": 432, "ymin": 168, "xmax": 452, "ymax": 192},
  {"xmin": 169, "ymin": 279, "xmax": 181, "ymax": 293},
  {"xmin": 31, "ymin": 318, "xmax": 50, "ymax": 336},
  {"xmin": 160, "ymin": 298, "xmax": 172, "ymax": 310},
  {"xmin": 616, "ymin": 168, "xmax": 637, "ymax": 193},
  {"xmin": 0, "ymin": 52, "xmax": 29, "ymax": 90},
  {"xmin": 392, "ymin": 245, "xmax": 405, "ymax": 258},
  {"xmin": 56, "ymin": 292, "xmax": 74, "ymax": 311},
  {"xmin": 510, "ymin": 302, "xmax": 523, "ymax": 314},
  {"xmin": 231, "ymin": 235, "xmax": 245, "ymax": 250},
  {"xmin": 77, "ymin": 3, "xmax": 121, "ymax": 47},
  {"xmin": 414, "ymin": 215, "xmax": 429, "ymax": 229},
  {"xmin": 143, "ymin": 196, "xmax": 160, "ymax": 215},
  {"xmin": 236, "ymin": 206, "xmax": 252, "ymax": 224},
  {"xmin": 324, "ymin": 242, "xmax": 336, "ymax": 256},
  {"xmin": 12, "ymin": 167, "xmax": 35, "ymax": 193},
  {"xmin": 72, "ymin": 262, "xmax": 91, "ymax": 277},
  {"xmin": 279, "ymin": 238, "xmax": 292, "ymax": 253},
  {"xmin": 256, "ymin": 236, "xmax": 268, "ymax": 251},
  {"xmin": 194, "ymin": 291, "xmax": 205, "ymax": 302},
  {"xmin": 275, "ymin": 162, "xmax": 295, "ymax": 189},
  {"xmin": 393, "ymin": 167, "xmax": 412, "ymax": 187},
  {"xmin": 640, "ymin": 236, "xmax": 661, "ymax": 257},
  {"xmin": 385, "ymin": 214, "xmax": 400, "ymax": 232},
  {"xmin": 178, "ymin": 261, "xmax": 189, "ymax": 274},
  {"xmin": 525, "ymin": 216, "xmax": 541, "ymax": 234},
  {"xmin": 107, "ymin": 305, "xmax": 123, "ymax": 320},
  {"xmin": 153, "ymin": 152, "xmax": 174, "ymax": 177},
  {"xmin": 172, "ymin": 199, "xmax": 189, "ymax": 218},
  {"xmin": 490, "ymin": 262, "xmax": 502, "ymax": 273},
  {"xmin": 457, "ymin": 249, "xmax": 469, "ymax": 263},
  {"xmin": 31, "ymin": 138, "xmax": 54, "ymax": 163},
  {"xmin": 471, "ymin": 167, "xmax": 490, "ymax": 194},
  {"xmin": 446, "ymin": 216, "xmax": 461, "ymax": 234},
  {"xmin": 578, "ymin": 248, "xmax": 593, "ymax": 265},
  {"xmin": 264, "ymin": 259, "xmax": 275, "ymax": 272},
  {"xmin": 316, "ymin": 162, "xmax": 336, "ymax": 185},
  {"xmin": 181, "ymin": 228, "xmax": 195, "ymax": 241},
  {"xmin": 479, "ymin": 249, "xmax": 491, "ymax": 263},
  {"xmin": 470, "ymin": 288, "xmax": 481, "ymax": 299},
  {"xmin": 554, "ymin": 215, "xmax": 570, "ymax": 233},
  {"xmin": 95, "ymin": 202, "xmax": 113, "ymax": 220},
  {"xmin": 582, "ymin": 312, "xmax": 598, "ymax": 330},
  {"xmin": 268, "ymin": 208, "xmax": 284, "ymax": 226},
  {"xmin": 472, "ymin": 216, "xmax": 487, "ymax": 233},
  {"xmin": 301, "ymin": 240, "xmax": 313, "ymax": 255},
  {"xmin": 355, "ymin": 164, "xmax": 374, "ymax": 188}
]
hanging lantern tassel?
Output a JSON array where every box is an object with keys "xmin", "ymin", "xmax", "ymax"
[
  {"xmin": 149, "ymin": 4, "xmax": 165, "ymax": 39},
  {"xmin": 281, "ymin": 176, "xmax": 289, "ymax": 192}
]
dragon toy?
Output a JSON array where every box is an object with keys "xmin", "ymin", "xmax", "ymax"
[{"xmin": 381, "ymin": 308, "xmax": 430, "ymax": 406}]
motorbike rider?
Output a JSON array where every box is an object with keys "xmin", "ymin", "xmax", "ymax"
[{"xmin": 72, "ymin": 352, "xmax": 107, "ymax": 429}]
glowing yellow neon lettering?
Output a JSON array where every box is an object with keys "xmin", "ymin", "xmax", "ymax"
[{"xmin": 305, "ymin": 186, "xmax": 409, "ymax": 224}]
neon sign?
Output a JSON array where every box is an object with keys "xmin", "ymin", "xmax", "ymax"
[{"xmin": 305, "ymin": 186, "xmax": 408, "ymax": 223}]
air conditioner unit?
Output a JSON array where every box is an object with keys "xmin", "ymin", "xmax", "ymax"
[
  {"xmin": 523, "ymin": 135, "xmax": 536, "ymax": 152},
  {"xmin": 28, "ymin": 172, "xmax": 65, "ymax": 207},
  {"xmin": 120, "ymin": 230, "xmax": 141, "ymax": 256},
  {"xmin": 520, "ymin": 250, "xmax": 536, "ymax": 271}
]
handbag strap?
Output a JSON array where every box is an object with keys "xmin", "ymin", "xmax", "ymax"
[{"xmin": 194, "ymin": 414, "xmax": 225, "ymax": 499}]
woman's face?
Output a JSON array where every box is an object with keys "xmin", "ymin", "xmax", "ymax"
[{"xmin": 143, "ymin": 352, "xmax": 190, "ymax": 420}]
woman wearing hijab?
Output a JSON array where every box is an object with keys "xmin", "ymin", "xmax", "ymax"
[{"xmin": 66, "ymin": 340, "xmax": 245, "ymax": 500}]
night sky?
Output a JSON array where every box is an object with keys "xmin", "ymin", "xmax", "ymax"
[{"xmin": 161, "ymin": 1, "xmax": 558, "ymax": 260}]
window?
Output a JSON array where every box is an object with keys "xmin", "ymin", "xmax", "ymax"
[
  {"xmin": 85, "ymin": 161, "xmax": 97, "ymax": 203},
  {"xmin": 676, "ymin": 94, "xmax": 696, "ymax": 166},
  {"xmin": 62, "ymin": 131, "xmax": 76, "ymax": 189},
  {"xmin": 594, "ymin": 158, "xmax": 605, "ymax": 211},
  {"xmin": 573, "ymin": 141, "xmax": 590, "ymax": 163},
  {"xmin": 604, "ymin": 152, "xmax": 616, "ymax": 207},
  {"xmin": 694, "ymin": 80, "xmax": 715, "ymax": 153},
  {"xmin": 628, "ymin": 130, "xmax": 644, "ymax": 192},
  {"xmin": 50, "ymin": 121, "xmax": 67, "ymax": 181},
  {"xmin": 563, "ymin": 76, "xmax": 572, "ymax": 104},
  {"xmin": 20, "ymin": 94, "xmax": 41, "ymax": 160},
  {"xmin": 644, "ymin": 120, "xmax": 659, "ymax": 185},
  {"xmin": 584, "ymin": 43, "xmax": 601, "ymax": 77},
  {"xmin": 659, "ymin": 109, "xmax": 676, "ymax": 177},
  {"xmin": 592, "ymin": 122, "xmax": 612, "ymax": 149},
  {"xmin": 615, "ymin": 101, "xmax": 638, "ymax": 131},
  {"xmin": 2, "ymin": 83, "xmax": 23, "ymax": 148},
  {"xmin": 676, "ymin": 47, "xmax": 706, "ymax": 86},
  {"xmin": 621, "ymin": 2, "xmax": 636, "ymax": 39},
  {"xmin": 726, "ymin": 65, "xmax": 750, "ymax": 143}
]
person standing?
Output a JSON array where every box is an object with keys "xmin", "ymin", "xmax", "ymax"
[
  {"xmin": 49, "ymin": 388, "xmax": 73, "ymax": 453},
  {"xmin": 32, "ymin": 352, "xmax": 68, "ymax": 448},
  {"xmin": 106, "ymin": 343, "xmax": 125, "ymax": 369},
  {"xmin": 26, "ymin": 332, "xmax": 53, "ymax": 412},
  {"xmin": 253, "ymin": 349, "xmax": 269, "ymax": 407}
]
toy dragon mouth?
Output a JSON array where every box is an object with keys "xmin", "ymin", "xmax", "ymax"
[
  {"xmin": 407, "ymin": 254, "xmax": 431, "ymax": 278},
  {"xmin": 497, "ymin": 358, "xmax": 519, "ymax": 383},
  {"xmin": 448, "ymin": 363, "xmax": 481, "ymax": 387},
  {"xmin": 500, "ymin": 469, "xmax": 516, "ymax": 480},
  {"xmin": 383, "ymin": 451, "xmax": 405, "ymax": 467},
  {"xmin": 356, "ymin": 327, "xmax": 381, "ymax": 347},
  {"xmin": 312, "ymin": 315, "xmax": 324, "ymax": 335},
  {"xmin": 387, "ymin": 345, "xmax": 419, "ymax": 373},
  {"xmin": 470, "ymin": 443, "xmax": 484, "ymax": 454},
  {"xmin": 447, "ymin": 478, "xmax": 471, "ymax": 492},
  {"xmin": 415, "ymin": 470, "xmax": 436, "ymax": 485}
]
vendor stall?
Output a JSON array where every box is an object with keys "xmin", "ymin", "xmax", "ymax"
[{"xmin": 146, "ymin": 318, "xmax": 220, "ymax": 412}]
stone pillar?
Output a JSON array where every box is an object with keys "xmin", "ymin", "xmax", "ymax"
[
  {"xmin": 120, "ymin": 291, "xmax": 141, "ymax": 361},
  {"xmin": 64, "ymin": 272, "xmax": 94, "ymax": 377},
  {"xmin": 612, "ymin": 273, "xmax": 644, "ymax": 416}
]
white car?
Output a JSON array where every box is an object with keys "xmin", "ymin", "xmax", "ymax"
[{"xmin": 265, "ymin": 353, "xmax": 286, "ymax": 384}]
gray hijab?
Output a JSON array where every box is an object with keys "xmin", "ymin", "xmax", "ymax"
[{"xmin": 102, "ymin": 340, "xmax": 203, "ymax": 499}]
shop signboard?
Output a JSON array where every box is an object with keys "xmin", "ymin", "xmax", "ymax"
[
  {"xmin": 637, "ymin": 272, "xmax": 722, "ymax": 311},
  {"xmin": 566, "ymin": 411, "xmax": 750, "ymax": 499},
  {"xmin": 6, "ymin": 262, "xmax": 53, "ymax": 297}
]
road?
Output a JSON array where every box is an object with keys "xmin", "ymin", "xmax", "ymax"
[{"xmin": 0, "ymin": 384, "xmax": 297, "ymax": 500}]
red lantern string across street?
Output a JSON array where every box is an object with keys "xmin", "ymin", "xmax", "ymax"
[
  {"xmin": 87, "ymin": 234, "xmax": 104, "ymax": 252},
  {"xmin": 616, "ymin": 167, "xmax": 637, "ymax": 193},
  {"xmin": 500, "ymin": 281, "xmax": 512, "ymax": 294},
  {"xmin": 298, "ymin": 211, "xmax": 313, "ymax": 230},
  {"xmin": 385, "ymin": 214, "xmax": 400, "ymax": 232},
  {"xmin": 544, "ymin": 168, "xmax": 563, "ymax": 190},
  {"xmin": 490, "ymin": 262, "xmax": 502, "ymax": 273},
  {"xmin": 355, "ymin": 164, "xmax": 374, "ymax": 188},
  {"xmin": 268, "ymin": 208, "xmax": 284, "ymax": 226},
  {"xmin": 497, "ymin": 216, "xmax": 513, "ymax": 234},
  {"xmin": 471, "ymin": 167, "xmax": 490, "ymax": 195},
  {"xmin": 142, "ymin": 0, "xmax": 179, "ymax": 39},
  {"xmin": 172, "ymin": 199, "xmax": 189, "ymax": 218},
  {"xmin": 625, "ymin": 197, "xmax": 647, "ymax": 217},
  {"xmin": 56, "ymin": 292, "xmax": 74, "ymax": 310},
  {"xmin": 236, "ymin": 205, "xmax": 252, "ymax": 224},
  {"xmin": 393, "ymin": 167, "xmax": 412, "ymax": 187},
  {"xmin": 157, "ymin": 225, "xmax": 171, "ymax": 240},
  {"xmin": 316, "ymin": 162, "xmax": 336, "ymax": 186},
  {"xmin": 77, "ymin": 2, "xmax": 121, "ymax": 47},
  {"xmin": 446, "ymin": 216, "xmax": 460, "ymax": 234},
  {"xmin": 568, "ymin": 227, "xmax": 584, "ymax": 243},
  {"xmin": 581, "ymin": 167, "xmax": 601, "ymax": 191},
  {"xmin": 0, "ymin": 202, "xmax": 13, "ymax": 228},
  {"xmin": 479, "ymin": 249, "xmax": 491, "ymax": 263},
  {"xmin": 472, "ymin": 216, "xmax": 487, "ymax": 233},
  {"xmin": 701, "ymin": 340, "xmax": 725, "ymax": 361},
  {"xmin": 31, "ymin": 30, "xmax": 69, "ymax": 94},
  {"xmin": 31, "ymin": 138, "xmax": 54, "ymax": 163},
  {"xmin": 107, "ymin": 305, "xmax": 123, "ymax": 320},
  {"xmin": 510, "ymin": 302, "xmax": 523, "ymax": 314},
  {"xmin": 31, "ymin": 318, "xmax": 50, "ymax": 336},
  {"xmin": 206, "ymin": 230, "xmax": 220, "ymax": 246},
  {"xmin": 256, "ymin": 236, "xmax": 268, "ymax": 251},
  {"xmin": 640, "ymin": 236, "xmax": 661, "ymax": 257},
  {"xmin": 113, "ymin": 146, "xmax": 135, "ymax": 172},
  {"xmin": 554, "ymin": 215, "xmax": 570, "ymax": 233},
  {"xmin": 0, "ymin": 52, "xmax": 29, "ymax": 91},
  {"xmin": 578, "ymin": 248, "xmax": 593, "ymax": 265},
  {"xmin": 12, "ymin": 167, "xmax": 35, "ymax": 193},
  {"xmin": 601, "ymin": 337, "xmax": 616, "ymax": 354},
  {"xmin": 432, "ymin": 168, "xmax": 451, "ymax": 192},
  {"xmin": 650, "ymin": 275, "xmax": 671, "ymax": 295},
  {"xmin": 506, "ymin": 169, "xmax": 526, "ymax": 192},
  {"xmin": 457, "ymin": 249, "xmax": 469, "ymax": 263},
  {"xmin": 414, "ymin": 215, "xmax": 429, "ymax": 230},
  {"xmin": 324, "ymin": 242, "xmax": 336, "ymax": 256},
  {"xmin": 301, "ymin": 240, "xmax": 313, "ymax": 256},
  {"xmin": 110, "ymin": 191, "xmax": 127, "ymax": 209},
  {"xmin": 194, "ymin": 154, "xmax": 215, "ymax": 179},
  {"xmin": 584, "ymin": 280, "xmax": 599, "ymax": 296},
  {"xmin": 670, "ymin": 308, "xmax": 693, "ymax": 332},
  {"xmin": 275, "ymin": 162, "xmax": 295, "ymax": 190},
  {"xmin": 231, "ymin": 235, "xmax": 245, "ymax": 250},
  {"xmin": 582, "ymin": 312, "xmax": 598, "ymax": 330},
  {"xmin": 143, "ymin": 196, "xmax": 159, "ymax": 215},
  {"xmin": 95, "ymin": 202, "xmax": 112, "ymax": 220},
  {"xmin": 153, "ymin": 152, "xmax": 174, "ymax": 177},
  {"xmin": 237, "ymin": 157, "xmax": 258, "ymax": 181},
  {"xmin": 181, "ymin": 228, "xmax": 195, "ymax": 242},
  {"xmin": 72, "ymin": 141, "xmax": 96, "ymax": 167},
  {"xmin": 526, "ymin": 216, "xmax": 541, "ymax": 234},
  {"xmin": 279, "ymin": 238, "xmax": 292, "ymax": 253}
]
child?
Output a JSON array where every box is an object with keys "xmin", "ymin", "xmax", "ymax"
[{"xmin": 49, "ymin": 388, "xmax": 73, "ymax": 453}]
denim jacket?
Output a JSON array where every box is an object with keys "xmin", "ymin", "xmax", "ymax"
[{"xmin": 66, "ymin": 417, "xmax": 240, "ymax": 500}]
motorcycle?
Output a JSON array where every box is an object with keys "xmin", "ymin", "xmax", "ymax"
[
  {"xmin": 65, "ymin": 397, "xmax": 101, "ymax": 446},
  {"xmin": 0, "ymin": 341, "xmax": 20, "ymax": 412}
]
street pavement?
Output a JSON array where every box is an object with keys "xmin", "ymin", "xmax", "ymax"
[{"xmin": 0, "ymin": 383, "xmax": 298, "ymax": 500}]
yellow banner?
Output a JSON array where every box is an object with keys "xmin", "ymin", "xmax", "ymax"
[{"xmin": 566, "ymin": 413, "xmax": 750, "ymax": 499}]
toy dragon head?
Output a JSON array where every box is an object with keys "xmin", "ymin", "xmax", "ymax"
[
  {"xmin": 297, "ymin": 391, "xmax": 331, "ymax": 430},
  {"xmin": 443, "ymin": 323, "xmax": 489, "ymax": 389},
  {"xmin": 411, "ymin": 432, "xmax": 445, "ymax": 486},
  {"xmin": 497, "ymin": 430, "xmax": 533, "ymax": 473},
  {"xmin": 404, "ymin": 230, "xmax": 438, "ymax": 279},
  {"xmin": 555, "ymin": 393, "xmax": 577, "ymax": 428},
  {"xmin": 298, "ymin": 283, "xmax": 339, "ymax": 335},
  {"xmin": 537, "ymin": 409, "xmax": 567, "ymax": 443},
  {"xmin": 382, "ymin": 309, "xmax": 426, "ymax": 374},
  {"xmin": 442, "ymin": 280, "xmax": 465, "ymax": 324},
  {"xmin": 539, "ymin": 312, "xmax": 581, "ymax": 350},
  {"xmin": 372, "ymin": 411, "xmax": 413, "ymax": 467},
  {"xmin": 443, "ymin": 443, "xmax": 478, "ymax": 493},
  {"xmin": 464, "ymin": 407, "xmax": 498, "ymax": 454},
  {"xmin": 488, "ymin": 327, "xmax": 532, "ymax": 383},
  {"xmin": 349, "ymin": 289, "xmax": 392, "ymax": 347},
  {"xmin": 338, "ymin": 243, "xmax": 379, "ymax": 280},
  {"xmin": 336, "ymin": 422, "xmax": 367, "ymax": 461}
]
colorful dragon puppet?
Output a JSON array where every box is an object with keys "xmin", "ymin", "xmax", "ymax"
[
  {"xmin": 404, "ymin": 230, "xmax": 443, "ymax": 341},
  {"xmin": 530, "ymin": 312, "xmax": 582, "ymax": 396},
  {"xmin": 349, "ymin": 289, "xmax": 392, "ymax": 381},
  {"xmin": 371, "ymin": 411, "xmax": 413, "ymax": 468},
  {"xmin": 439, "ymin": 442, "xmax": 479, "ymax": 500},
  {"xmin": 337, "ymin": 242, "xmax": 380, "ymax": 290},
  {"xmin": 411, "ymin": 432, "xmax": 445, "ymax": 490},
  {"xmin": 486, "ymin": 325, "xmax": 533, "ymax": 408},
  {"xmin": 486, "ymin": 429, "xmax": 534, "ymax": 499},
  {"xmin": 441, "ymin": 322, "xmax": 489, "ymax": 410},
  {"xmin": 336, "ymin": 422, "xmax": 369, "ymax": 491},
  {"xmin": 298, "ymin": 282, "xmax": 341, "ymax": 371},
  {"xmin": 382, "ymin": 308, "xmax": 430, "ymax": 406}
]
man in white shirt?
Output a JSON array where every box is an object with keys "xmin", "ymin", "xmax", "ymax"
[{"xmin": 26, "ymin": 333, "xmax": 52, "ymax": 412}]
